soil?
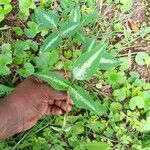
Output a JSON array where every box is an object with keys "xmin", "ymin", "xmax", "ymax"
[{"xmin": 123, "ymin": 0, "xmax": 150, "ymax": 81}]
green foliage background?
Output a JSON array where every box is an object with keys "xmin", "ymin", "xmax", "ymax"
[{"xmin": 0, "ymin": 0, "xmax": 150, "ymax": 149}]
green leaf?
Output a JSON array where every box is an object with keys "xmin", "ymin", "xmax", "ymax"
[
  {"xmin": 0, "ymin": 54, "xmax": 12, "ymax": 75},
  {"xmin": 113, "ymin": 87, "xmax": 126, "ymax": 101},
  {"xmin": 119, "ymin": 57, "xmax": 130, "ymax": 71},
  {"xmin": 141, "ymin": 119, "xmax": 150, "ymax": 132},
  {"xmin": 68, "ymin": 85, "xmax": 97, "ymax": 113},
  {"xmin": 83, "ymin": 142, "xmax": 110, "ymax": 150},
  {"xmin": 129, "ymin": 96, "xmax": 144, "ymax": 110},
  {"xmin": 135, "ymin": 52, "xmax": 148, "ymax": 66},
  {"xmin": 60, "ymin": 22, "xmax": 80, "ymax": 38},
  {"xmin": 19, "ymin": 0, "xmax": 36, "ymax": 20},
  {"xmin": 24, "ymin": 21, "xmax": 39, "ymax": 38},
  {"xmin": 74, "ymin": 30, "xmax": 86, "ymax": 43},
  {"xmin": 83, "ymin": 37, "xmax": 97, "ymax": 52},
  {"xmin": 13, "ymin": 27, "xmax": 23, "ymax": 36},
  {"xmin": 81, "ymin": 9, "xmax": 98, "ymax": 26},
  {"xmin": 35, "ymin": 50, "xmax": 60, "ymax": 69},
  {"xmin": 0, "ymin": 84, "xmax": 13, "ymax": 96},
  {"xmin": 18, "ymin": 62, "xmax": 35, "ymax": 78},
  {"xmin": 34, "ymin": 71, "xmax": 70, "ymax": 91},
  {"xmin": 40, "ymin": 32, "xmax": 61, "ymax": 52},
  {"xmin": 144, "ymin": 91, "xmax": 150, "ymax": 111},
  {"xmin": 0, "ymin": 84, "xmax": 13, "ymax": 93},
  {"xmin": 120, "ymin": 0, "xmax": 133, "ymax": 12},
  {"xmin": 145, "ymin": 56, "xmax": 150, "ymax": 65},
  {"xmin": 35, "ymin": 7, "xmax": 59, "ymax": 29},
  {"xmin": 114, "ymin": 23, "xmax": 124, "ymax": 32},
  {"xmin": 0, "ymin": 55, "xmax": 12, "ymax": 66},
  {"xmin": 1, "ymin": 43, "xmax": 11, "ymax": 54},
  {"xmin": 69, "ymin": 5, "xmax": 81, "ymax": 22},
  {"xmin": 0, "ymin": 66, "xmax": 11, "ymax": 75},
  {"xmin": 99, "ymin": 53, "xmax": 121, "ymax": 70},
  {"xmin": 73, "ymin": 44, "xmax": 107, "ymax": 80},
  {"xmin": 0, "ymin": 0, "xmax": 11, "ymax": 4}
]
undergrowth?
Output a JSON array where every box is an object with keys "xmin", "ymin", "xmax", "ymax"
[{"xmin": 0, "ymin": 0, "xmax": 150, "ymax": 149}]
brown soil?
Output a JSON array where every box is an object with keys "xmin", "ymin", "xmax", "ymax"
[{"xmin": 123, "ymin": 0, "xmax": 150, "ymax": 81}]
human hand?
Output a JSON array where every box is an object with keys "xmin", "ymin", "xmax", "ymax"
[{"xmin": 0, "ymin": 71, "xmax": 72, "ymax": 139}]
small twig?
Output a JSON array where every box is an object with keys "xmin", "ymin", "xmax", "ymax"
[{"xmin": 83, "ymin": 81, "xmax": 114, "ymax": 101}]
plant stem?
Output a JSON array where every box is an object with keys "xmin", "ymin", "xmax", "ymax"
[{"xmin": 83, "ymin": 81, "xmax": 114, "ymax": 101}]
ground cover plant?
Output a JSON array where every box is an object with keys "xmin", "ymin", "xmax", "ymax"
[{"xmin": 0, "ymin": 0, "xmax": 150, "ymax": 149}]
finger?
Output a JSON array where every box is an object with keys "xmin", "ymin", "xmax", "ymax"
[
  {"xmin": 48, "ymin": 88, "xmax": 68, "ymax": 100},
  {"xmin": 51, "ymin": 106, "xmax": 63, "ymax": 116},
  {"xmin": 55, "ymin": 101, "xmax": 71, "ymax": 112},
  {"xmin": 45, "ymin": 105, "xmax": 52, "ymax": 115},
  {"xmin": 49, "ymin": 99, "xmax": 54, "ymax": 105},
  {"xmin": 67, "ymin": 98, "xmax": 74, "ymax": 105}
]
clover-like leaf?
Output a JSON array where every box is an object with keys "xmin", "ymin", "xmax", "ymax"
[
  {"xmin": 129, "ymin": 96, "xmax": 144, "ymax": 110},
  {"xmin": 0, "ymin": 54, "xmax": 12, "ymax": 75},
  {"xmin": 135, "ymin": 52, "xmax": 148, "ymax": 66}
]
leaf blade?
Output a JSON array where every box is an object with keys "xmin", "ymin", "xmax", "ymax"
[
  {"xmin": 60, "ymin": 22, "xmax": 80, "ymax": 38},
  {"xmin": 34, "ymin": 71, "xmax": 70, "ymax": 91},
  {"xmin": 73, "ymin": 44, "xmax": 107, "ymax": 80},
  {"xmin": 68, "ymin": 85, "xmax": 97, "ymax": 113},
  {"xmin": 35, "ymin": 8, "xmax": 59, "ymax": 29},
  {"xmin": 69, "ymin": 5, "xmax": 81, "ymax": 22},
  {"xmin": 83, "ymin": 37, "xmax": 97, "ymax": 52},
  {"xmin": 40, "ymin": 32, "xmax": 61, "ymax": 52},
  {"xmin": 99, "ymin": 53, "xmax": 121, "ymax": 70}
]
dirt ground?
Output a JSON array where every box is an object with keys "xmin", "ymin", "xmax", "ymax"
[{"xmin": 125, "ymin": 0, "xmax": 150, "ymax": 81}]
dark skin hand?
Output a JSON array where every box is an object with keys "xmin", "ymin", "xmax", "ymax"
[{"xmin": 0, "ymin": 71, "xmax": 72, "ymax": 140}]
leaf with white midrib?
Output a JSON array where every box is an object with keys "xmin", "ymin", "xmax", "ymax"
[
  {"xmin": 40, "ymin": 32, "xmax": 61, "ymax": 52},
  {"xmin": 84, "ymin": 37, "xmax": 97, "ymax": 52},
  {"xmin": 35, "ymin": 8, "xmax": 59, "ymax": 29},
  {"xmin": 73, "ymin": 44, "xmax": 107, "ymax": 80},
  {"xmin": 69, "ymin": 5, "xmax": 81, "ymax": 22},
  {"xmin": 68, "ymin": 85, "xmax": 97, "ymax": 112},
  {"xmin": 60, "ymin": 22, "xmax": 80, "ymax": 38},
  {"xmin": 99, "ymin": 53, "xmax": 121, "ymax": 70},
  {"xmin": 34, "ymin": 72, "xmax": 70, "ymax": 91}
]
